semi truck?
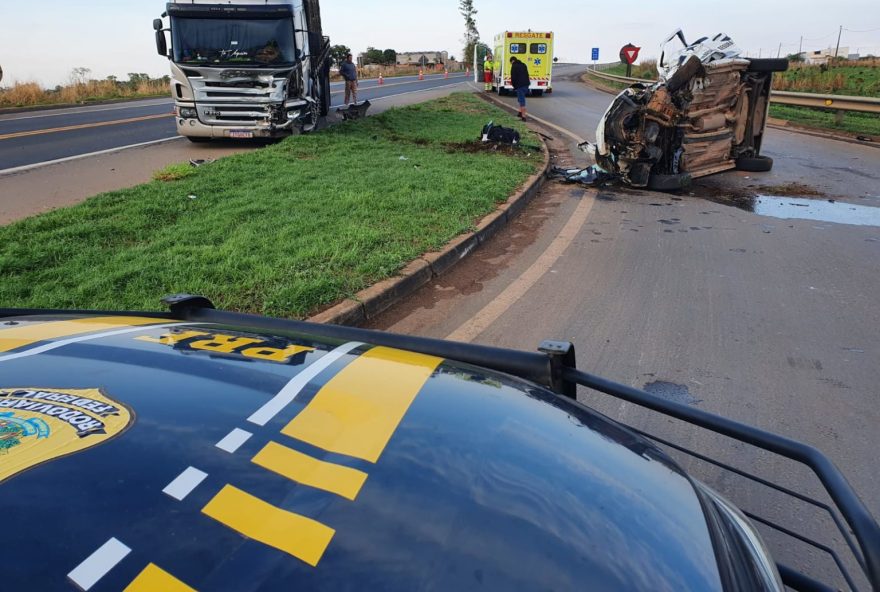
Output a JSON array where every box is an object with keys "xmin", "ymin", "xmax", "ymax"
[
  {"xmin": 153, "ymin": 0, "xmax": 331, "ymax": 141},
  {"xmin": 491, "ymin": 31, "xmax": 554, "ymax": 96}
]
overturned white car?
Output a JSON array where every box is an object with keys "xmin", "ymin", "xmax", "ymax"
[{"xmin": 585, "ymin": 31, "xmax": 788, "ymax": 191}]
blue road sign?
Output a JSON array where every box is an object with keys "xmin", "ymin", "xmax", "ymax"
[{"xmin": 591, "ymin": 47, "xmax": 600, "ymax": 61}]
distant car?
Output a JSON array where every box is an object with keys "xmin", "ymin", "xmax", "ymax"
[
  {"xmin": 0, "ymin": 295, "xmax": 876, "ymax": 591},
  {"xmin": 586, "ymin": 31, "xmax": 788, "ymax": 190}
]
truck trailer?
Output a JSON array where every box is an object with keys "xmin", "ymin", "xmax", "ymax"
[
  {"xmin": 491, "ymin": 31, "xmax": 554, "ymax": 96},
  {"xmin": 153, "ymin": 0, "xmax": 331, "ymax": 141}
]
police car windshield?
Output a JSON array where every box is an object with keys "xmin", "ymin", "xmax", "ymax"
[{"xmin": 171, "ymin": 17, "xmax": 296, "ymax": 66}]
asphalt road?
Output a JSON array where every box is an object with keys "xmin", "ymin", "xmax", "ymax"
[
  {"xmin": 0, "ymin": 72, "xmax": 470, "ymax": 172},
  {"xmin": 370, "ymin": 65, "xmax": 880, "ymax": 588}
]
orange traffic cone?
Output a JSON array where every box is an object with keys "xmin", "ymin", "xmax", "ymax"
[
  {"xmin": 418, "ymin": 69, "xmax": 424, "ymax": 80},
  {"xmin": 378, "ymin": 73, "xmax": 384, "ymax": 85},
  {"xmin": 444, "ymin": 69, "xmax": 449, "ymax": 79}
]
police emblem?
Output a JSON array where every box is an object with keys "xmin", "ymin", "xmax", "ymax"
[{"xmin": 0, "ymin": 388, "xmax": 132, "ymax": 482}]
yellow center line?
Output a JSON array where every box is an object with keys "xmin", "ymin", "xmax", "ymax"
[{"xmin": 0, "ymin": 113, "xmax": 172, "ymax": 141}]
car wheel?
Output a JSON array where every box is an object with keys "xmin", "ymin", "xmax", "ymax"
[
  {"xmin": 186, "ymin": 136, "xmax": 211, "ymax": 143},
  {"xmin": 665, "ymin": 55, "xmax": 702, "ymax": 92},
  {"xmin": 647, "ymin": 172, "xmax": 692, "ymax": 191},
  {"xmin": 747, "ymin": 58, "xmax": 789, "ymax": 73},
  {"xmin": 735, "ymin": 155, "xmax": 773, "ymax": 172}
]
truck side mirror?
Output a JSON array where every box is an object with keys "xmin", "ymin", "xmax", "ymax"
[
  {"xmin": 153, "ymin": 18, "xmax": 163, "ymax": 31},
  {"xmin": 155, "ymin": 31, "xmax": 168, "ymax": 57}
]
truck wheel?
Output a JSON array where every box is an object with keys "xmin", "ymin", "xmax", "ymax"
[
  {"xmin": 735, "ymin": 155, "xmax": 773, "ymax": 172},
  {"xmin": 187, "ymin": 136, "xmax": 211, "ymax": 143},
  {"xmin": 647, "ymin": 172, "xmax": 692, "ymax": 191},
  {"xmin": 747, "ymin": 59, "xmax": 789, "ymax": 73}
]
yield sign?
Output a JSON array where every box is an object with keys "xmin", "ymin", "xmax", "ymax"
[{"xmin": 619, "ymin": 44, "xmax": 641, "ymax": 65}]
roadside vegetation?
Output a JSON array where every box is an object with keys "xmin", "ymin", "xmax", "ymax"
[
  {"xmin": 0, "ymin": 93, "xmax": 541, "ymax": 317},
  {"xmin": 0, "ymin": 70, "xmax": 168, "ymax": 108},
  {"xmin": 769, "ymin": 104, "xmax": 880, "ymax": 136}
]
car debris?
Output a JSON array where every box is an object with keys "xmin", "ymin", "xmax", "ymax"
[
  {"xmin": 336, "ymin": 100, "xmax": 371, "ymax": 120},
  {"xmin": 578, "ymin": 31, "xmax": 788, "ymax": 191}
]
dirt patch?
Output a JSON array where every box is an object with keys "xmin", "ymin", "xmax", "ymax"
[
  {"xmin": 444, "ymin": 140, "xmax": 535, "ymax": 156},
  {"xmin": 755, "ymin": 182, "xmax": 825, "ymax": 197}
]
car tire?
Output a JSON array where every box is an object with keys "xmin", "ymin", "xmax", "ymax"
[
  {"xmin": 320, "ymin": 69, "xmax": 331, "ymax": 117},
  {"xmin": 747, "ymin": 58, "xmax": 789, "ymax": 73},
  {"xmin": 735, "ymin": 155, "xmax": 773, "ymax": 171},
  {"xmin": 647, "ymin": 172, "xmax": 692, "ymax": 191},
  {"xmin": 186, "ymin": 136, "xmax": 211, "ymax": 143},
  {"xmin": 665, "ymin": 55, "xmax": 702, "ymax": 92}
]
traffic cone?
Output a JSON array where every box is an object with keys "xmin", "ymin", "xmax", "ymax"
[
  {"xmin": 418, "ymin": 69, "xmax": 424, "ymax": 80},
  {"xmin": 378, "ymin": 73, "xmax": 384, "ymax": 85},
  {"xmin": 444, "ymin": 69, "xmax": 449, "ymax": 79}
]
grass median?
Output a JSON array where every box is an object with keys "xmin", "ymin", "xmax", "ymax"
[{"xmin": 0, "ymin": 92, "xmax": 541, "ymax": 318}]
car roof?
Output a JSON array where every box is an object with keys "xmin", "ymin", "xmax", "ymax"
[{"xmin": 0, "ymin": 315, "xmax": 722, "ymax": 591}]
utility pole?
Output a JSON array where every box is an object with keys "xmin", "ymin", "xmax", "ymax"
[
  {"xmin": 759, "ymin": 48, "xmax": 762, "ymax": 58},
  {"xmin": 834, "ymin": 25, "xmax": 842, "ymax": 58},
  {"xmin": 799, "ymin": 36, "xmax": 803, "ymax": 57},
  {"xmin": 777, "ymin": 43, "xmax": 782, "ymax": 58}
]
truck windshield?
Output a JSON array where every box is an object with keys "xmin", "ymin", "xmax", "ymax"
[{"xmin": 171, "ymin": 17, "xmax": 296, "ymax": 66}]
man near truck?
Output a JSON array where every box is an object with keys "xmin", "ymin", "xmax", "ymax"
[
  {"xmin": 510, "ymin": 56, "xmax": 529, "ymax": 121},
  {"xmin": 483, "ymin": 52, "xmax": 494, "ymax": 91},
  {"xmin": 341, "ymin": 53, "xmax": 358, "ymax": 104}
]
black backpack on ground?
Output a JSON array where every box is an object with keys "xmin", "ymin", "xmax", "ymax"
[{"xmin": 481, "ymin": 121, "xmax": 520, "ymax": 145}]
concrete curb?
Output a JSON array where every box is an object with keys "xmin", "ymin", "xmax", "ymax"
[{"xmin": 308, "ymin": 122, "xmax": 551, "ymax": 326}]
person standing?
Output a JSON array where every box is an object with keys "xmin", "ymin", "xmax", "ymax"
[
  {"xmin": 483, "ymin": 52, "xmax": 494, "ymax": 91},
  {"xmin": 510, "ymin": 56, "xmax": 530, "ymax": 121},
  {"xmin": 340, "ymin": 53, "xmax": 358, "ymax": 104}
]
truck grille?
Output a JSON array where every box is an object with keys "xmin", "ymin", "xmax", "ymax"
[{"xmin": 187, "ymin": 72, "xmax": 289, "ymax": 125}]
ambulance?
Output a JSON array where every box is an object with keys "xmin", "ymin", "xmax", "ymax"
[{"xmin": 492, "ymin": 30, "xmax": 554, "ymax": 95}]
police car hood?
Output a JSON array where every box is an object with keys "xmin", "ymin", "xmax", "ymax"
[{"xmin": 0, "ymin": 315, "xmax": 722, "ymax": 591}]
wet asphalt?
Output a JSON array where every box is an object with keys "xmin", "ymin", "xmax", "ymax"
[{"xmin": 373, "ymin": 65, "xmax": 880, "ymax": 589}]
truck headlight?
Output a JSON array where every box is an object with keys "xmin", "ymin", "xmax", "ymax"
[{"xmin": 179, "ymin": 107, "xmax": 197, "ymax": 119}]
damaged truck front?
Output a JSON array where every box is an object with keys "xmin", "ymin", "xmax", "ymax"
[
  {"xmin": 153, "ymin": 0, "xmax": 331, "ymax": 141},
  {"xmin": 585, "ymin": 32, "xmax": 788, "ymax": 191}
]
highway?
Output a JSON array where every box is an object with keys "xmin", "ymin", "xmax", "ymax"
[
  {"xmin": 0, "ymin": 72, "xmax": 470, "ymax": 172},
  {"xmin": 1, "ymin": 62, "xmax": 878, "ymax": 588},
  {"xmin": 369, "ymin": 65, "xmax": 880, "ymax": 588}
]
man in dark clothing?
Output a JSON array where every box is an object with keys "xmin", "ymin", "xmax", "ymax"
[
  {"xmin": 340, "ymin": 53, "xmax": 358, "ymax": 104},
  {"xmin": 509, "ymin": 56, "xmax": 530, "ymax": 121}
]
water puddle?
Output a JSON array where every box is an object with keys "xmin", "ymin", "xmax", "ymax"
[
  {"xmin": 753, "ymin": 196, "xmax": 880, "ymax": 227},
  {"xmin": 643, "ymin": 381, "xmax": 701, "ymax": 405}
]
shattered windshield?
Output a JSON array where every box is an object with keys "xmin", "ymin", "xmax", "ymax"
[{"xmin": 171, "ymin": 17, "xmax": 296, "ymax": 66}]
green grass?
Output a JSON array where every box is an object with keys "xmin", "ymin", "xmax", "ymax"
[
  {"xmin": 0, "ymin": 93, "xmax": 540, "ymax": 318},
  {"xmin": 153, "ymin": 163, "xmax": 198, "ymax": 182},
  {"xmin": 604, "ymin": 62, "xmax": 658, "ymax": 81},
  {"xmin": 770, "ymin": 104, "xmax": 880, "ymax": 136},
  {"xmin": 775, "ymin": 64, "xmax": 880, "ymax": 97}
]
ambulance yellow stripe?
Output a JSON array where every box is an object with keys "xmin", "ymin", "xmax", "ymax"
[
  {"xmin": 202, "ymin": 485, "xmax": 335, "ymax": 566},
  {"xmin": 252, "ymin": 441, "xmax": 368, "ymax": 501},
  {"xmin": 124, "ymin": 563, "xmax": 195, "ymax": 592},
  {"xmin": 281, "ymin": 347, "xmax": 443, "ymax": 463},
  {"xmin": 0, "ymin": 316, "xmax": 165, "ymax": 352}
]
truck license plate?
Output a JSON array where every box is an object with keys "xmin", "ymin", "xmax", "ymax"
[{"xmin": 229, "ymin": 130, "xmax": 253, "ymax": 139}]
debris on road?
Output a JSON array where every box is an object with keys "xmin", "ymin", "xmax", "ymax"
[
  {"xmin": 337, "ymin": 100, "xmax": 371, "ymax": 120},
  {"xmin": 189, "ymin": 159, "xmax": 215, "ymax": 167}
]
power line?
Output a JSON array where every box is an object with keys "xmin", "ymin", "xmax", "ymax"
[{"xmin": 843, "ymin": 26, "xmax": 880, "ymax": 33}]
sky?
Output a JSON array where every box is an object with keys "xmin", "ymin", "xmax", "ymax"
[{"xmin": 2, "ymin": 0, "xmax": 879, "ymax": 87}]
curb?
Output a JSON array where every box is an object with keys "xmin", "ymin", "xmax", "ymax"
[{"xmin": 308, "ymin": 124, "xmax": 551, "ymax": 326}]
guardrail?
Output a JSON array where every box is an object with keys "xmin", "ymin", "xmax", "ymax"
[{"xmin": 584, "ymin": 68, "xmax": 880, "ymax": 117}]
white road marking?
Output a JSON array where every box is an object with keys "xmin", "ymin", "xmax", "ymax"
[
  {"xmin": 67, "ymin": 537, "xmax": 131, "ymax": 591},
  {"xmin": 162, "ymin": 466, "xmax": 208, "ymax": 501},
  {"xmin": 0, "ymin": 136, "xmax": 184, "ymax": 176},
  {"xmin": 1, "ymin": 78, "xmax": 466, "ymax": 176},
  {"xmin": 0, "ymin": 321, "xmax": 194, "ymax": 363},
  {"xmin": 215, "ymin": 427, "xmax": 253, "ymax": 453},
  {"xmin": 446, "ymin": 194, "xmax": 597, "ymax": 343},
  {"xmin": 0, "ymin": 99, "xmax": 172, "ymax": 122},
  {"xmin": 247, "ymin": 341, "xmax": 364, "ymax": 426}
]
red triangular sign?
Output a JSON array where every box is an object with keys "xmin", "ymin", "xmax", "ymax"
[{"xmin": 625, "ymin": 48, "xmax": 639, "ymax": 63}]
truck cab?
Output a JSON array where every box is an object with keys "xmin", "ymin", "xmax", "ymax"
[{"xmin": 153, "ymin": 0, "xmax": 330, "ymax": 141}]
